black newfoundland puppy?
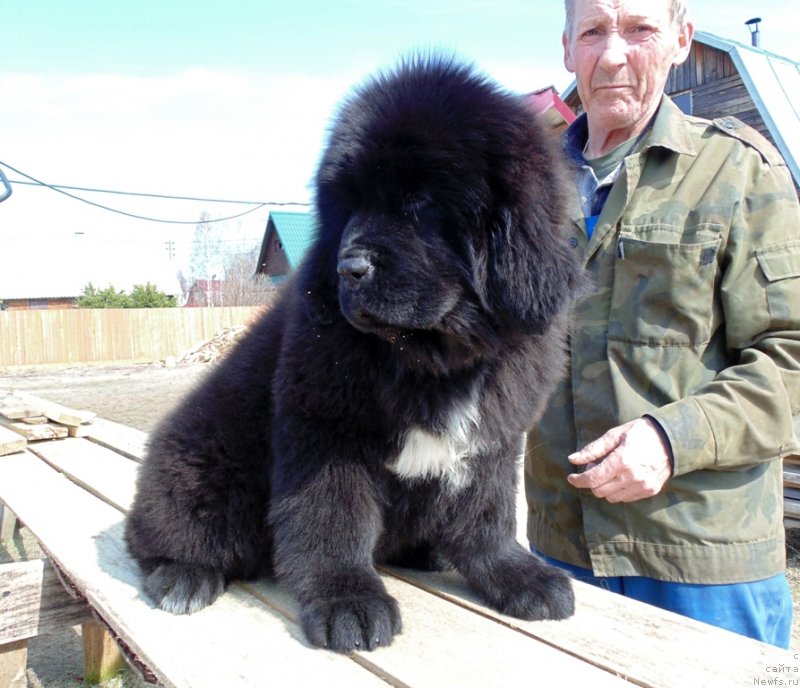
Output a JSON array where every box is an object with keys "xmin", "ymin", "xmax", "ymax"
[{"xmin": 126, "ymin": 57, "xmax": 580, "ymax": 652}]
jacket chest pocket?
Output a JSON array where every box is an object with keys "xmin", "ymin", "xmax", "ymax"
[{"xmin": 608, "ymin": 235, "xmax": 721, "ymax": 346}]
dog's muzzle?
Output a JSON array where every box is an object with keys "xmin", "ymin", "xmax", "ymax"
[{"xmin": 337, "ymin": 254, "xmax": 374, "ymax": 288}]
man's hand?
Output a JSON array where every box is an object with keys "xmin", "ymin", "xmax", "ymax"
[{"xmin": 566, "ymin": 417, "xmax": 672, "ymax": 503}]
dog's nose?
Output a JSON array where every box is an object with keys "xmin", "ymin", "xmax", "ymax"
[{"xmin": 337, "ymin": 255, "xmax": 374, "ymax": 285}]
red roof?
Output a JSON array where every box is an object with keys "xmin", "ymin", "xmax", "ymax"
[{"xmin": 525, "ymin": 86, "xmax": 576, "ymax": 126}]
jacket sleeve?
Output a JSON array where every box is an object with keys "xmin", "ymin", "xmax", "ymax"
[{"xmin": 649, "ymin": 160, "xmax": 800, "ymax": 476}]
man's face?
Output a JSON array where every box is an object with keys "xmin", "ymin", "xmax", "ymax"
[{"xmin": 563, "ymin": 0, "xmax": 692, "ymax": 137}]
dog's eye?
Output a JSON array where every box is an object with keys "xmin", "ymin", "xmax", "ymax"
[{"xmin": 401, "ymin": 194, "xmax": 431, "ymax": 218}]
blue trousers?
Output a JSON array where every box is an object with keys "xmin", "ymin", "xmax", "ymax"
[{"xmin": 534, "ymin": 550, "xmax": 792, "ymax": 648}]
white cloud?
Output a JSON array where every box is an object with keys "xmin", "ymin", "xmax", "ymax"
[{"xmin": 1, "ymin": 69, "xmax": 353, "ymax": 201}]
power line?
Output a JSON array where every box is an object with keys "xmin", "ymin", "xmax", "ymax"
[
  {"xmin": 0, "ymin": 160, "xmax": 311, "ymax": 225},
  {"xmin": 5, "ymin": 178, "xmax": 309, "ymax": 207}
]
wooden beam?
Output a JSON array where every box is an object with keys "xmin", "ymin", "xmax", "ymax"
[
  {"xmin": 44, "ymin": 406, "xmax": 96, "ymax": 429},
  {"xmin": 0, "ymin": 418, "xmax": 68, "ymax": 441},
  {"xmin": 0, "ymin": 406, "xmax": 46, "ymax": 421},
  {"xmin": 0, "ymin": 640, "xmax": 27, "ymax": 688},
  {"xmin": 1, "ymin": 391, "xmax": 96, "ymax": 428},
  {"xmin": 82, "ymin": 619, "xmax": 127, "ymax": 684},
  {"xmin": 0, "ymin": 427, "xmax": 26, "ymax": 457},
  {"xmin": 0, "ymin": 503, "xmax": 16, "ymax": 543},
  {"xmin": 81, "ymin": 417, "xmax": 148, "ymax": 462}
]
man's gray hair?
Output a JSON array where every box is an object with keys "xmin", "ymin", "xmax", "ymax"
[{"xmin": 563, "ymin": 0, "xmax": 689, "ymax": 39}]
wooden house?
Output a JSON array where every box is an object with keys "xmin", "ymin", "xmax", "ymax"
[
  {"xmin": 562, "ymin": 30, "xmax": 800, "ymax": 192},
  {"xmin": 525, "ymin": 86, "xmax": 576, "ymax": 137},
  {"xmin": 0, "ymin": 295, "xmax": 77, "ymax": 312},
  {"xmin": 184, "ymin": 279, "xmax": 225, "ymax": 307},
  {"xmin": 255, "ymin": 211, "xmax": 317, "ymax": 283}
]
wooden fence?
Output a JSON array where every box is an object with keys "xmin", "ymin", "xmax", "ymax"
[{"xmin": 0, "ymin": 307, "xmax": 263, "ymax": 368}]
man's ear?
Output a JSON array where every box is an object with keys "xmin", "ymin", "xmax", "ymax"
[
  {"xmin": 563, "ymin": 31, "xmax": 576, "ymax": 73},
  {"xmin": 673, "ymin": 21, "xmax": 694, "ymax": 66}
]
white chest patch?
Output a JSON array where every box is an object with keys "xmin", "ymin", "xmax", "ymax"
[{"xmin": 388, "ymin": 398, "xmax": 481, "ymax": 491}]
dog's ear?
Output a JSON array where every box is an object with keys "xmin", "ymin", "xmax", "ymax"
[
  {"xmin": 486, "ymin": 205, "xmax": 581, "ymax": 334},
  {"xmin": 296, "ymin": 226, "xmax": 341, "ymax": 326}
]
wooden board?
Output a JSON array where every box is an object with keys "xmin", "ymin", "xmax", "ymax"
[
  {"xmin": 43, "ymin": 406, "xmax": 96, "ymax": 428},
  {"xmin": 785, "ymin": 463, "xmax": 800, "ymax": 489},
  {"xmin": 784, "ymin": 500, "xmax": 800, "ymax": 519},
  {"xmin": 82, "ymin": 417, "xmax": 148, "ymax": 463},
  {"xmin": 0, "ymin": 418, "xmax": 68, "ymax": 441},
  {"xmin": 0, "ymin": 405, "xmax": 46, "ymax": 421},
  {"xmin": 244, "ymin": 576, "xmax": 628, "ymax": 688},
  {"xmin": 0, "ymin": 391, "xmax": 95, "ymax": 428},
  {"xmin": 0, "ymin": 427, "xmax": 26, "ymax": 457},
  {"xmin": 20, "ymin": 417, "xmax": 49, "ymax": 426},
  {"xmin": 0, "ymin": 559, "xmax": 90, "ymax": 644},
  {"xmin": 27, "ymin": 438, "xmax": 139, "ymax": 513},
  {"xmin": 387, "ymin": 567, "xmax": 795, "ymax": 688}
]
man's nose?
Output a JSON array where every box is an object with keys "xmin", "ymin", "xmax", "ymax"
[{"xmin": 598, "ymin": 32, "xmax": 629, "ymax": 69}]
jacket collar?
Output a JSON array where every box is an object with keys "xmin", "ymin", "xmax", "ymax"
[
  {"xmin": 642, "ymin": 94, "xmax": 697, "ymax": 157},
  {"xmin": 562, "ymin": 94, "xmax": 696, "ymax": 163}
]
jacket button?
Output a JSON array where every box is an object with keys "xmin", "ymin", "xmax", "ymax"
[{"xmin": 569, "ymin": 237, "xmax": 579, "ymax": 248}]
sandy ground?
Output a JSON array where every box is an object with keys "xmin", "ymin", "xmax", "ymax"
[
  {"xmin": 1, "ymin": 362, "xmax": 799, "ymax": 685},
  {"xmin": 0, "ymin": 362, "xmax": 211, "ymax": 433}
]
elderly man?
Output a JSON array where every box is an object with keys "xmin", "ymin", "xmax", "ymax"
[{"xmin": 525, "ymin": 0, "xmax": 800, "ymax": 647}]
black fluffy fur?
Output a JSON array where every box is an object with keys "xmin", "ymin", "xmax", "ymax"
[{"xmin": 125, "ymin": 56, "xmax": 581, "ymax": 652}]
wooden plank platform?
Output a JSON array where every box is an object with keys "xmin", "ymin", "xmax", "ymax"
[{"xmin": 1, "ymin": 412, "xmax": 797, "ymax": 687}]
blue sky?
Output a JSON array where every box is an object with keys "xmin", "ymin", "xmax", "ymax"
[
  {"xmin": 3, "ymin": 1, "xmax": 566, "ymax": 77},
  {"xmin": 1, "ymin": 1, "xmax": 798, "ymax": 289}
]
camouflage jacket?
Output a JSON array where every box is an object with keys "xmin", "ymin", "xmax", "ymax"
[{"xmin": 525, "ymin": 95, "xmax": 800, "ymax": 583}]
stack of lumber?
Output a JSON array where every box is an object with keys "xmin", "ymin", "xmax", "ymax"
[
  {"xmin": 173, "ymin": 325, "xmax": 246, "ymax": 365},
  {"xmin": 784, "ymin": 415, "xmax": 800, "ymax": 529},
  {"xmin": 784, "ymin": 456, "xmax": 800, "ymax": 529},
  {"xmin": 0, "ymin": 391, "xmax": 96, "ymax": 457}
]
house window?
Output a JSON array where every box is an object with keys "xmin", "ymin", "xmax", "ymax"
[
  {"xmin": 672, "ymin": 90, "xmax": 693, "ymax": 115},
  {"xmin": 29, "ymin": 299, "xmax": 49, "ymax": 310}
]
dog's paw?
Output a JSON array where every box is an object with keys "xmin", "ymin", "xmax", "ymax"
[
  {"xmin": 496, "ymin": 562, "xmax": 575, "ymax": 620},
  {"xmin": 300, "ymin": 592, "xmax": 402, "ymax": 652},
  {"xmin": 143, "ymin": 562, "xmax": 225, "ymax": 615},
  {"xmin": 466, "ymin": 552, "xmax": 575, "ymax": 621}
]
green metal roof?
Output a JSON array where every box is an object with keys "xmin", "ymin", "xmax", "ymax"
[{"xmin": 268, "ymin": 211, "xmax": 317, "ymax": 268}]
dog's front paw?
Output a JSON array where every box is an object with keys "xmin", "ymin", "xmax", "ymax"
[
  {"xmin": 497, "ymin": 561, "xmax": 575, "ymax": 620},
  {"xmin": 143, "ymin": 562, "xmax": 225, "ymax": 614},
  {"xmin": 465, "ymin": 550, "xmax": 575, "ymax": 621},
  {"xmin": 300, "ymin": 592, "xmax": 402, "ymax": 652}
]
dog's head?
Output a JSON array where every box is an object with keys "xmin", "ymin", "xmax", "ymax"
[{"xmin": 310, "ymin": 57, "xmax": 581, "ymax": 371}]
